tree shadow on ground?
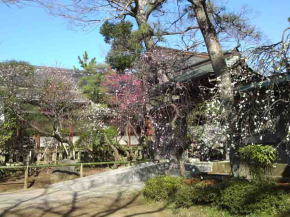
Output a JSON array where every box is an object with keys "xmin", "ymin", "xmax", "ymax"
[
  {"xmin": 0, "ymin": 184, "xmax": 169, "ymax": 217},
  {"xmin": 0, "ymin": 163, "xmax": 172, "ymax": 217}
]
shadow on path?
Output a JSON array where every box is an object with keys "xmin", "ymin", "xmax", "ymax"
[{"xmin": 0, "ymin": 189, "xmax": 169, "ymax": 217}]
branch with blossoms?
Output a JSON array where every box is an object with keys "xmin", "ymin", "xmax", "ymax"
[{"xmin": 101, "ymin": 72, "xmax": 145, "ymax": 142}]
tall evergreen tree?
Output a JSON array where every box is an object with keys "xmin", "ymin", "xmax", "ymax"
[{"xmin": 100, "ymin": 21, "xmax": 142, "ymax": 73}]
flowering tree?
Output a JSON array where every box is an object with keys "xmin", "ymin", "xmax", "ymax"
[
  {"xmin": 0, "ymin": 61, "xmax": 35, "ymax": 161},
  {"xmin": 188, "ymin": 28, "xmax": 290, "ymax": 161},
  {"xmin": 101, "ymin": 73, "xmax": 145, "ymax": 145},
  {"xmin": 232, "ymin": 28, "xmax": 290, "ymax": 147},
  {"xmin": 34, "ymin": 67, "xmax": 87, "ymax": 158}
]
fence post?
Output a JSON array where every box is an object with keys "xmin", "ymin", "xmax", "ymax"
[
  {"xmin": 24, "ymin": 165, "xmax": 28, "ymax": 190},
  {"xmin": 80, "ymin": 163, "xmax": 83, "ymax": 178}
]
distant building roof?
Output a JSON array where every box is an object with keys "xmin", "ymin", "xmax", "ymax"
[
  {"xmin": 239, "ymin": 73, "xmax": 290, "ymax": 92},
  {"xmin": 35, "ymin": 66, "xmax": 83, "ymax": 85},
  {"xmin": 148, "ymin": 47, "xmax": 239, "ymax": 94}
]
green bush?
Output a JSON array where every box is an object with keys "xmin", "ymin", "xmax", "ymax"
[
  {"xmin": 173, "ymin": 181, "xmax": 221, "ymax": 208},
  {"xmin": 239, "ymin": 145, "xmax": 277, "ymax": 168},
  {"xmin": 217, "ymin": 179, "xmax": 289, "ymax": 215},
  {"xmin": 191, "ymin": 182, "xmax": 220, "ymax": 205},
  {"xmin": 143, "ymin": 176, "xmax": 183, "ymax": 201},
  {"xmin": 248, "ymin": 190, "xmax": 289, "ymax": 216},
  {"xmin": 174, "ymin": 184, "xmax": 195, "ymax": 208},
  {"xmin": 143, "ymin": 176, "xmax": 289, "ymax": 215},
  {"xmin": 239, "ymin": 145, "xmax": 277, "ymax": 179}
]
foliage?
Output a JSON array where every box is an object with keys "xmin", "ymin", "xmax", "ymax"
[
  {"xmin": 174, "ymin": 181, "xmax": 220, "ymax": 208},
  {"xmin": 78, "ymin": 73, "xmax": 105, "ymax": 103},
  {"xmin": 217, "ymin": 179, "xmax": 289, "ymax": 215},
  {"xmin": 0, "ymin": 60, "xmax": 35, "ymax": 100},
  {"xmin": 191, "ymin": 182, "xmax": 220, "ymax": 205},
  {"xmin": 239, "ymin": 144, "xmax": 277, "ymax": 179},
  {"xmin": 143, "ymin": 176, "xmax": 289, "ymax": 216},
  {"xmin": 77, "ymin": 51, "xmax": 108, "ymax": 103},
  {"xmin": 174, "ymin": 184, "xmax": 195, "ymax": 208},
  {"xmin": 143, "ymin": 176, "xmax": 183, "ymax": 201},
  {"xmin": 76, "ymin": 126, "xmax": 119, "ymax": 162},
  {"xmin": 0, "ymin": 61, "xmax": 35, "ymax": 156},
  {"xmin": 77, "ymin": 51, "xmax": 98, "ymax": 74},
  {"xmin": 0, "ymin": 60, "xmax": 34, "ymax": 77},
  {"xmin": 100, "ymin": 21, "xmax": 133, "ymax": 45},
  {"xmin": 106, "ymin": 50, "xmax": 138, "ymax": 73},
  {"xmin": 0, "ymin": 112, "xmax": 17, "ymax": 151},
  {"xmin": 100, "ymin": 21, "xmax": 142, "ymax": 73}
]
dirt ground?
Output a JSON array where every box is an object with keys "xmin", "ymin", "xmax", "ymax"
[
  {"xmin": 0, "ymin": 192, "xmax": 171, "ymax": 217},
  {"xmin": 0, "ymin": 167, "xmax": 109, "ymax": 192},
  {"xmin": 1, "ymin": 171, "xmax": 290, "ymax": 217},
  {"xmin": 0, "ymin": 190, "xmax": 230, "ymax": 217}
]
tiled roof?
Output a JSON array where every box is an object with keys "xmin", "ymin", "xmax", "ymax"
[{"xmin": 239, "ymin": 73, "xmax": 290, "ymax": 92}]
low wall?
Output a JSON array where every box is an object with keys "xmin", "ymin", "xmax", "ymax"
[
  {"xmin": 48, "ymin": 161, "xmax": 290, "ymax": 192},
  {"xmin": 207, "ymin": 161, "xmax": 290, "ymax": 180},
  {"xmin": 49, "ymin": 162, "xmax": 172, "ymax": 191}
]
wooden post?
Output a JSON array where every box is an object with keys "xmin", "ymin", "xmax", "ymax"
[
  {"xmin": 24, "ymin": 165, "xmax": 28, "ymax": 189},
  {"xmin": 80, "ymin": 163, "xmax": 83, "ymax": 178}
]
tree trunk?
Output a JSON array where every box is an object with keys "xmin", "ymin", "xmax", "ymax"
[
  {"xmin": 135, "ymin": 0, "xmax": 189, "ymax": 168},
  {"xmin": 190, "ymin": 0, "xmax": 234, "ymax": 160},
  {"xmin": 153, "ymin": 113, "xmax": 190, "ymax": 163},
  {"xmin": 135, "ymin": 3, "xmax": 154, "ymax": 50}
]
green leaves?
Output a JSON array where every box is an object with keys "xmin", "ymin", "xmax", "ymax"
[
  {"xmin": 78, "ymin": 73, "xmax": 105, "ymax": 103},
  {"xmin": 239, "ymin": 144, "xmax": 277, "ymax": 168},
  {"xmin": 100, "ymin": 21, "xmax": 133, "ymax": 45},
  {"xmin": 100, "ymin": 21, "xmax": 142, "ymax": 73},
  {"xmin": 217, "ymin": 180, "xmax": 288, "ymax": 215},
  {"xmin": 76, "ymin": 52, "xmax": 107, "ymax": 103},
  {"xmin": 239, "ymin": 144, "xmax": 277, "ymax": 180},
  {"xmin": 77, "ymin": 51, "xmax": 98, "ymax": 75},
  {"xmin": 0, "ymin": 113, "xmax": 17, "ymax": 148},
  {"xmin": 143, "ymin": 176, "xmax": 184, "ymax": 201}
]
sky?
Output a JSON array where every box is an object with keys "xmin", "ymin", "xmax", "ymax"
[{"xmin": 0, "ymin": 0, "xmax": 289, "ymax": 69}]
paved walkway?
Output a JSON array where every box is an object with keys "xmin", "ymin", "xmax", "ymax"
[
  {"xmin": 0, "ymin": 182, "xmax": 144, "ymax": 210},
  {"xmin": 0, "ymin": 162, "xmax": 168, "ymax": 216}
]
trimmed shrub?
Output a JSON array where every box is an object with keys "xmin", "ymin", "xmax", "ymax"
[
  {"xmin": 248, "ymin": 190, "xmax": 289, "ymax": 216},
  {"xmin": 191, "ymin": 182, "xmax": 220, "ymax": 205},
  {"xmin": 174, "ymin": 180, "xmax": 221, "ymax": 208},
  {"xmin": 143, "ymin": 175, "xmax": 183, "ymax": 201},
  {"xmin": 217, "ymin": 180, "xmax": 289, "ymax": 215},
  {"xmin": 174, "ymin": 184, "xmax": 195, "ymax": 208},
  {"xmin": 143, "ymin": 175, "xmax": 289, "ymax": 215}
]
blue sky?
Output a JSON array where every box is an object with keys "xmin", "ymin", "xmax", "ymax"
[{"xmin": 0, "ymin": 0, "xmax": 289, "ymax": 69}]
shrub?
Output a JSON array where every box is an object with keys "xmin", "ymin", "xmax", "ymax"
[
  {"xmin": 248, "ymin": 189, "xmax": 289, "ymax": 216},
  {"xmin": 174, "ymin": 181, "xmax": 221, "ymax": 208},
  {"xmin": 191, "ymin": 182, "xmax": 220, "ymax": 205},
  {"xmin": 144, "ymin": 175, "xmax": 289, "ymax": 215},
  {"xmin": 174, "ymin": 184, "xmax": 195, "ymax": 208},
  {"xmin": 143, "ymin": 175, "xmax": 183, "ymax": 201},
  {"xmin": 239, "ymin": 144, "xmax": 277, "ymax": 179},
  {"xmin": 217, "ymin": 179, "xmax": 289, "ymax": 215}
]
